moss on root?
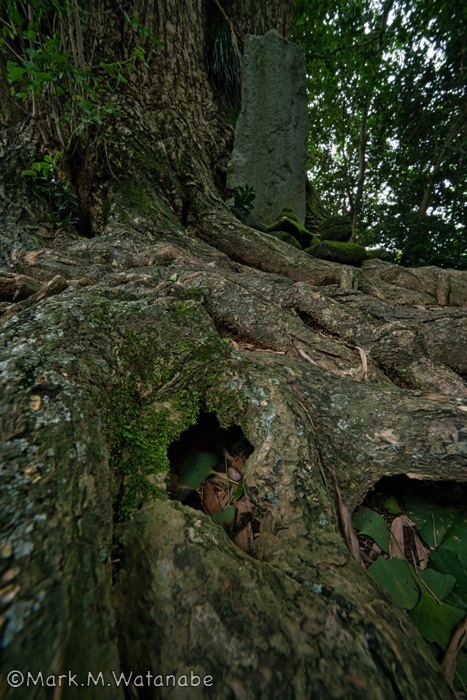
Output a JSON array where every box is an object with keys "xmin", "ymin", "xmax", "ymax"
[
  {"xmin": 320, "ymin": 224, "xmax": 352, "ymax": 243},
  {"xmin": 305, "ymin": 240, "xmax": 367, "ymax": 266},
  {"xmin": 320, "ymin": 215, "xmax": 351, "ymax": 230},
  {"xmin": 265, "ymin": 208, "xmax": 318, "ymax": 248},
  {"xmin": 319, "ymin": 216, "xmax": 352, "ymax": 243}
]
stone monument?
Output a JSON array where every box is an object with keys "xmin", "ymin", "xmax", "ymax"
[{"xmin": 227, "ymin": 29, "xmax": 308, "ymax": 226}]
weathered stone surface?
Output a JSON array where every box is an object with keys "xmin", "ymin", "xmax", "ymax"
[{"xmin": 227, "ymin": 30, "xmax": 307, "ymax": 225}]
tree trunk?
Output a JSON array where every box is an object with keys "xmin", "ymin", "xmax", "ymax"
[{"xmin": 1, "ymin": 3, "xmax": 466, "ymax": 700}]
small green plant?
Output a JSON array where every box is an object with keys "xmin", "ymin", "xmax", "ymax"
[
  {"xmin": 22, "ymin": 151, "xmax": 78, "ymax": 226},
  {"xmin": 1, "ymin": 2, "xmax": 163, "ymax": 153},
  {"xmin": 227, "ymin": 185, "xmax": 256, "ymax": 217}
]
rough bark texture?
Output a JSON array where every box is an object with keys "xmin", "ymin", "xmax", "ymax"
[{"xmin": 0, "ymin": 3, "xmax": 466, "ymax": 700}]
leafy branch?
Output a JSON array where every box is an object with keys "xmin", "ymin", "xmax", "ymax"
[{"xmin": 1, "ymin": 1, "xmax": 162, "ymax": 154}]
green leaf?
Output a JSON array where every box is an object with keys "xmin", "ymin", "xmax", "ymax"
[
  {"xmin": 430, "ymin": 548, "xmax": 467, "ymax": 610},
  {"xmin": 384, "ymin": 495, "xmax": 402, "ymax": 515},
  {"xmin": 8, "ymin": 5, "xmax": 24, "ymax": 26},
  {"xmin": 368, "ymin": 557, "xmax": 419, "ymax": 609},
  {"xmin": 21, "ymin": 169, "xmax": 36, "ymax": 177},
  {"xmin": 352, "ymin": 509, "xmax": 389, "ymax": 552},
  {"xmin": 179, "ymin": 450, "xmax": 220, "ymax": 490},
  {"xmin": 405, "ymin": 495, "xmax": 459, "ymax": 548},
  {"xmin": 409, "ymin": 590, "xmax": 465, "ymax": 648},
  {"xmin": 210, "ymin": 504, "xmax": 236, "ymax": 527},
  {"xmin": 441, "ymin": 513, "xmax": 467, "ymax": 555},
  {"xmin": 418, "ymin": 568, "xmax": 456, "ymax": 601},
  {"xmin": 7, "ymin": 61, "xmax": 26, "ymax": 83},
  {"xmin": 234, "ymin": 481, "xmax": 244, "ymax": 499}
]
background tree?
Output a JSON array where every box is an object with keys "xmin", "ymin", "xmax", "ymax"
[
  {"xmin": 0, "ymin": 2, "xmax": 466, "ymax": 699},
  {"xmin": 293, "ymin": 0, "xmax": 467, "ymax": 268}
]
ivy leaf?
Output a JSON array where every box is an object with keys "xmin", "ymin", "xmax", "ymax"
[
  {"xmin": 368, "ymin": 557, "xmax": 419, "ymax": 609},
  {"xmin": 210, "ymin": 504, "xmax": 236, "ymax": 527},
  {"xmin": 384, "ymin": 495, "xmax": 402, "ymax": 515},
  {"xmin": 7, "ymin": 61, "xmax": 26, "ymax": 84},
  {"xmin": 409, "ymin": 590, "xmax": 465, "ymax": 648},
  {"xmin": 352, "ymin": 509, "xmax": 389, "ymax": 552},
  {"xmin": 440, "ymin": 513, "xmax": 467, "ymax": 555},
  {"xmin": 430, "ymin": 549, "xmax": 467, "ymax": 610},
  {"xmin": 418, "ymin": 568, "xmax": 456, "ymax": 601},
  {"xmin": 234, "ymin": 481, "xmax": 244, "ymax": 499},
  {"xmin": 179, "ymin": 450, "xmax": 220, "ymax": 490},
  {"xmin": 405, "ymin": 495, "xmax": 459, "ymax": 548}
]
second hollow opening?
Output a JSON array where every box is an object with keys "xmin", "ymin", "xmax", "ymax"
[{"xmin": 168, "ymin": 412, "xmax": 259, "ymax": 554}]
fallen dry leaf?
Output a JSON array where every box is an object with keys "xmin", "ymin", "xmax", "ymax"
[
  {"xmin": 356, "ymin": 346, "xmax": 369, "ymax": 381},
  {"xmin": 201, "ymin": 475, "xmax": 229, "ymax": 514},
  {"xmin": 201, "ymin": 481, "xmax": 223, "ymax": 515},
  {"xmin": 235, "ymin": 498, "xmax": 254, "ymax": 515},
  {"xmin": 297, "ymin": 347, "xmax": 319, "ymax": 366},
  {"xmin": 413, "ymin": 530, "xmax": 429, "ymax": 570},
  {"xmin": 389, "ymin": 515, "xmax": 409, "ymax": 559},
  {"xmin": 334, "ymin": 477, "xmax": 363, "ymax": 565},
  {"xmin": 389, "ymin": 514, "xmax": 429, "ymax": 568},
  {"xmin": 375, "ymin": 429, "xmax": 401, "ymax": 445},
  {"xmin": 229, "ymin": 455, "xmax": 244, "ymax": 473},
  {"xmin": 234, "ymin": 522, "xmax": 254, "ymax": 554}
]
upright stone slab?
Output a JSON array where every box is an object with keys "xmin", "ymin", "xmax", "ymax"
[{"xmin": 228, "ymin": 30, "xmax": 308, "ymax": 226}]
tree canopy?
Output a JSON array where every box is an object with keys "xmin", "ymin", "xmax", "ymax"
[{"xmin": 292, "ymin": 0, "xmax": 467, "ymax": 269}]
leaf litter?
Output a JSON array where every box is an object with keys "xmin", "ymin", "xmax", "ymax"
[
  {"xmin": 171, "ymin": 436, "xmax": 259, "ymax": 555},
  {"xmin": 349, "ymin": 477, "xmax": 467, "ymax": 692}
]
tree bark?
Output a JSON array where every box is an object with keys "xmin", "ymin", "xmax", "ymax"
[{"xmin": 0, "ymin": 3, "xmax": 466, "ymax": 700}]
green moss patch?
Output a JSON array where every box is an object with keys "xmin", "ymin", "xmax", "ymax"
[
  {"xmin": 99, "ymin": 308, "xmax": 245, "ymax": 519},
  {"xmin": 305, "ymin": 240, "xmax": 367, "ymax": 266},
  {"xmin": 319, "ymin": 216, "xmax": 352, "ymax": 242},
  {"xmin": 321, "ymin": 215, "xmax": 351, "ymax": 230},
  {"xmin": 281, "ymin": 206, "xmax": 299, "ymax": 222},
  {"xmin": 265, "ymin": 208, "xmax": 317, "ymax": 248},
  {"xmin": 320, "ymin": 224, "xmax": 352, "ymax": 243}
]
